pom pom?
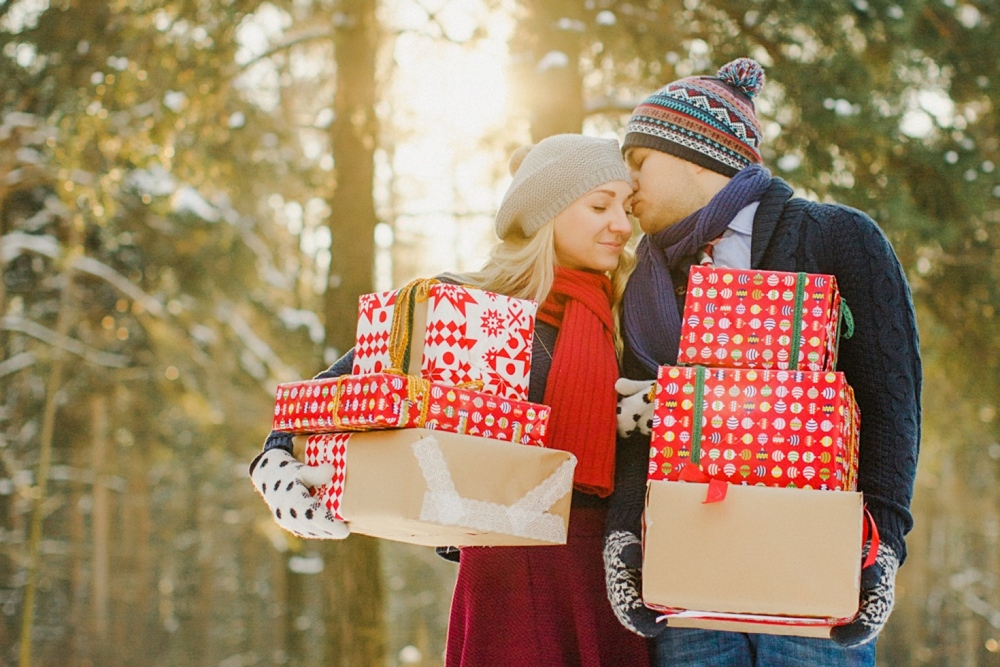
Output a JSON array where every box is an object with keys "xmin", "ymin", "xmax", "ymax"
[
  {"xmin": 717, "ymin": 58, "xmax": 765, "ymax": 99},
  {"xmin": 508, "ymin": 144, "xmax": 534, "ymax": 176}
]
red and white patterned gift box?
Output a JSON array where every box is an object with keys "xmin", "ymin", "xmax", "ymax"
[
  {"xmin": 678, "ymin": 266, "xmax": 847, "ymax": 372},
  {"xmin": 272, "ymin": 373, "xmax": 550, "ymax": 446},
  {"xmin": 351, "ymin": 282, "xmax": 537, "ymax": 401},
  {"xmin": 648, "ymin": 365, "xmax": 859, "ymax": 490},
  {"xmin": 301, "ymin": 433, "xmax": 351, "ymax": 520}
]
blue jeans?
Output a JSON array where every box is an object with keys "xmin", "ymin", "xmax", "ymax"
[{"xmin": 653, "ymin": 628, "xmax": 876, "ymax": 667}]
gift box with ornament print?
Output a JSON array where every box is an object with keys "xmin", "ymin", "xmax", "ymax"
[
  {"xmin": 648, "ymin": 365, "xmax": 859, "ymax": 490},
  {"xmin": 272, "ymin": 373, "xmax": 550, "ymax": 446},
  {"xmin": 678, "ymin": 266, "xmax": 849, "ymax": 372}
]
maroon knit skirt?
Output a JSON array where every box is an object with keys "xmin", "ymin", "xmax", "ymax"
[{"xmin": 445, "ymin": 506, "xmax": 651, "ymax": 667}]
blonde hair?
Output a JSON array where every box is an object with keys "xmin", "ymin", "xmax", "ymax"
[
  {"xmin": 609, "ymin": 244, "xmax": 637, "ymax": 356},
  {"xmin": 462, "ymin": 224, "xmax": 557, "ymax": 304},
  {"xmin": 461, "ymin": 221, "xmax": 636, "ymax": 359}
]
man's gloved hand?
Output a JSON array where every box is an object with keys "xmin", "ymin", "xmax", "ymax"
[
  {"xmin": 615, "ymin": 378, "xmax": 656, "ymax": 439},
  {"xmin": 249, "ymin": 448, "xmax": 350, "ymax": 539},
  {"xmin": 604, "ymin": 529, "xmax": 665, "ymax": 638},
  {"xmin": 831, "ymin": 542, "xmax": 899, "ymax": 647}
]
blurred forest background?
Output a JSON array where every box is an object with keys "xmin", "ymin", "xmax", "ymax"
[{"xmin": 0, "ymin": 0, "xmax": 998, "ymax": 665}]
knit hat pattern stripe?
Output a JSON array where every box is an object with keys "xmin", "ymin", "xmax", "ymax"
[
  {"xmin": 633, "ymin": 105, "xmax": 761, "ymax": 165},
  {"xmin": 640, "ymin": 82, "xmax": 760, "ymax": 148},
  {"xmin": 625, "ymin": 107, "xmax": 759, "ymax": 171},
  {"xmin": 622, "ymin": 58, "xmax": 766, "ymax": 176},
  {"xmin": 495, "ymin": 135, "xmax": 631, "ymax": 239}
]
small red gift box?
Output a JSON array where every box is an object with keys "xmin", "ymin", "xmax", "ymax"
[
  {"xmin": 678, "ymin": 266, "xmax": 848, "ymax": 372},
  {"xmin": 351, "ymin": 281, "xmax": 537, "ymax": 400},
  {"xmin": 648, "ymin": 365, "xmax": 859, "ymax": 490},
  {"xmin": 272, "ymin": 373, "xmax": 550, "ymax": 446}
]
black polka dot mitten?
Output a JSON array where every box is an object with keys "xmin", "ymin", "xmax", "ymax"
[
  {"xmin": 831, "ymin": 542, "xmax": 899, "ymax": 647},
  {"xmin": 603, "ymin": 529, "xmax": 666, "ymax": 638},
  {"xmin": 248, "ymin": 448, "xmax": 350, "ymax": 539},
  {"xmin": 615, "ymin": 378, "xmax": 656, "ymax": 438}
]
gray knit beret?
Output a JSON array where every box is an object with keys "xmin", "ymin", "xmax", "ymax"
[{"xmin": 495, "ymin": 134, "xmax": 632, "ymax": 239}]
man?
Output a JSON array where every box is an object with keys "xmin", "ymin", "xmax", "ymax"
[{"xmin": 603, "ymin": 58, "xmax": 921, "ymax": 665}]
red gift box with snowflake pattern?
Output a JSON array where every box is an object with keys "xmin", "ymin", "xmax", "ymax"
[
  {"xmin": 648, "ymin": 366, "xmax": 859, "ymax": 490},
  {"xmin": 351, "ymin": 282, "xmax": 537, "ymax": 401},
  {"xmin": 678, "ymin": 266, "xmax": 848, "ymax": 372},
  {"xmin": 272, "ymin": 373, "xmax": 550, "ymax": 446}
]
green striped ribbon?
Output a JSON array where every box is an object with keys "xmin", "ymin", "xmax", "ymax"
[
  {"xmin": 690, "ymin": 366, "xmax": 706, "ymax": 465},
  {"xmin": 789, "ymin": 272, "xmax": 807, "ymax": 370}
]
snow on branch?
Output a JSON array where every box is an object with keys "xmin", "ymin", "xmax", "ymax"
[
  {"xmin": 951, "ymin": 567, "xmax": 1000, "ymax": 629},
  {"xmin": 0, "ymin": 316, "xmax": 130, "ymax": 368},
  {"xmin": 72, "ymin": 256, "xmax": 165, "ymax": 317},
  {"xmin": 219, "ymin": 303, "xmax": 298, "ymax": 383},
  {"xmin": 2, "ymin": 232, "xmax": 165, "ymax": 316},
  {"xmin": 0, "ymin": 232, "xmax": 58, "ymax": 262},
  {"xmin": 0, "ymin": 351, "xmax": 36, "ymax": 378}
]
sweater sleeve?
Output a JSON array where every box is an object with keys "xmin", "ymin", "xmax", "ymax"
[
  {"xmin": 605, "ymin": 430, "xmax": 650, "ymax": 538},
  {"xmin": 261, "ymin": 348, "xmax": 357, "ymax": 453},
  {"xmin": 824, "ymin": 208, "xmax": 922, "ymax": 564}
]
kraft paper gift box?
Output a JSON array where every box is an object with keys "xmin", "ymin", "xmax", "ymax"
[
  {"xmin": 678, "ymin": 266, "xmax": 849, "ymax": 372},
  {"xmin": 642, "ymin": 480, "xmax": 865, "ymax": 637},
  {"xmin": 649, "ymin": 365, "xmax": 859, "ymax": 490},
  {"xmin": 351, "ymin": 281, "xmax": 537, "ymax": 401},
  {"xmin": 291, "ymin": 428, "xmax": 576, "ymax": 547},
  {"xmin": 273, "ymin": 373, "xmax": 550, "ymax": 446}
]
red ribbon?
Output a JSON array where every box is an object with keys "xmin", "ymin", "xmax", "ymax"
[
  {"xmin": 678, "ymin": 465, "xmax": 728, "ymax": 504},
  {"xmin": 862, "ymin": 506, "xmax": 879, "ymax": 569},
  {"xmin": 703, "ymin": 478, "xmax": 729, "ymax": 504}
]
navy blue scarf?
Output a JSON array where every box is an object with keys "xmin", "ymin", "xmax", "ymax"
[{"xmin": 623, "ymin": 164, "xmax": 773, "ymax": 376}]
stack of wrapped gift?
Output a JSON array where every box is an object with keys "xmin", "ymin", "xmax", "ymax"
[
  {"xmin": 642, "ymin": 265, "xmax": 867, "ymax": 637},
  {"xmin": 271, "ymin": 280, "xmax": 577, "ymax": 547}
]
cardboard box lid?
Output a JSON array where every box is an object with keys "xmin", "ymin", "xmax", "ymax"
[
  {"xmin": 643, "ymin": 481, "xmax": 862, "ymax": 619},
  {"xmin": 294, "ymin": 428, "xmax": 575, "ymax": 548}
]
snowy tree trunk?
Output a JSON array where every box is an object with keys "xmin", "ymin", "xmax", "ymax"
[{"xmin": 321, "ymin": 0, "xmax": 387, "ymax": 664}]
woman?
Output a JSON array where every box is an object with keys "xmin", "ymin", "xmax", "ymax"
[{"xmin": 250, "ymin": 134, "xmax": 649, "ymax": 665}]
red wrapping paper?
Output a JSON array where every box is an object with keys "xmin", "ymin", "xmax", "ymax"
[
  {"xmin": 648, "ymin": 366, "xmax": 859, "ymax": 490},
  {"xmin": 678, "ymin": 266, "xmax": 846, "ymax": 372},
  {"xmin": 351, "ymin": 283, "xmax": 537, "ymax": 400},
  {"xmin": 272, "ymin": 373, "xmax": 550, "ymax": 446}
]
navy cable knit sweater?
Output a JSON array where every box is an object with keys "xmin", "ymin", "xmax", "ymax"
[{"xmin": 607, "ymin": 177, "xmax": 922, "ymax": 564}]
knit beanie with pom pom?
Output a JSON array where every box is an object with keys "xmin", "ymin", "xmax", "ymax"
[
  {"xmin": 622, "ymin": 57, "xmax": 766, "ymax": 176},
  {"xmin": 494, "ymin": 134, "xmax": 632, "ymax": 240}
]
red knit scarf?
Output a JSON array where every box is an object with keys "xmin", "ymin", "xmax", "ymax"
[{"xmin": 537, "ymin": 268, "xmax": 619, "ymax": 497}]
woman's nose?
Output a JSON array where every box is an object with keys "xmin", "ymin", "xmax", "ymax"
[{"xmin": 610, "ymin": 207, "xmax": 632, "ymax": 234}]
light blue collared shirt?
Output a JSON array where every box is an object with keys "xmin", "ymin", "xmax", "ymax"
[{"xmin": 711, "ymin": 202, "xmax": 757, "ymax": 270}]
